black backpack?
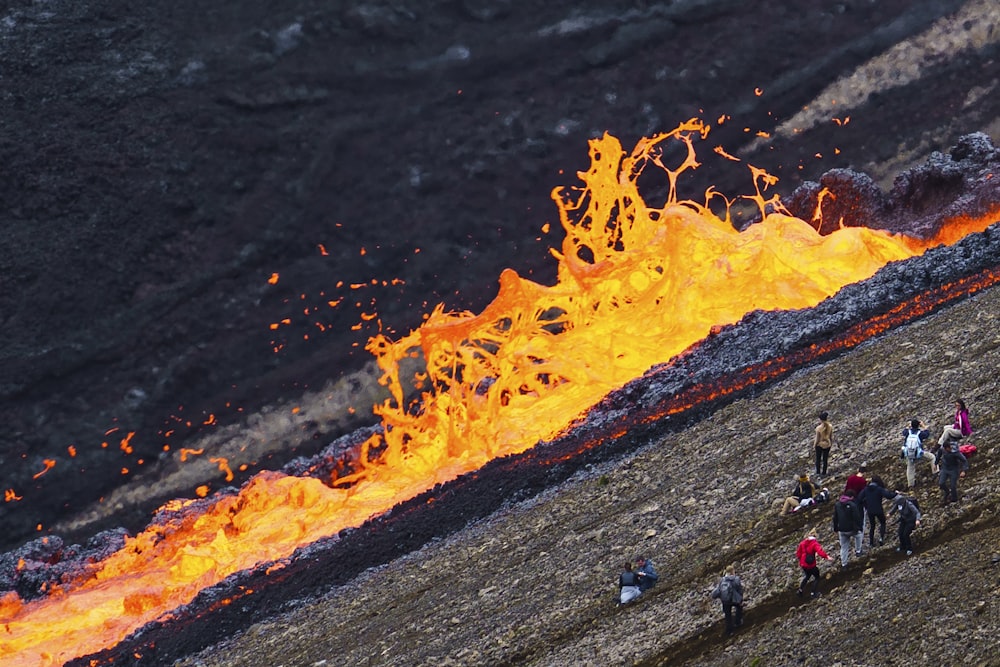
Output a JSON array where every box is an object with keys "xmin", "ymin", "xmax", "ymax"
[{"xmin": 835, "ymin": 499, "xmax": 858, "ymax": 531}]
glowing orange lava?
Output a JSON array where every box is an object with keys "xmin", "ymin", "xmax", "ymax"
[{"xmin": 1, "ymin": 119, "xmax": 997, "ymax": 666}]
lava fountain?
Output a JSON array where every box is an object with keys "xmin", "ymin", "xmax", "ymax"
[{"xmin": 1, "ymin": 120, "xmax": 998, "ymax": 667}]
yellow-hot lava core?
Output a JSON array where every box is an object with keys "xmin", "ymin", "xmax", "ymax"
[{"xmin": 1, "ymin": 119, "xmax": 996, "ymax": 666}]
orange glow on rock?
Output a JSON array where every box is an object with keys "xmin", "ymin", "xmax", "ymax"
[{"xmin": 2, "ymin": 120, "xmax": 997, "ymax": 667}]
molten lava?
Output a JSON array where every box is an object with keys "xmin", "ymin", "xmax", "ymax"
[{"xmin": 1, "ymin": 119, "xmax": 997, "ymax": 666}]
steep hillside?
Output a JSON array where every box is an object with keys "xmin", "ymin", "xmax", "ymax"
[{"xmin": 180, "ymin": 279, "xmax": 999, "ymax": 666}]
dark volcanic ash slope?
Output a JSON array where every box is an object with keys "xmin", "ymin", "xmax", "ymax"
[{"xmin": 2, "ymin": 0, "xmax": 999, "ymax": 556}]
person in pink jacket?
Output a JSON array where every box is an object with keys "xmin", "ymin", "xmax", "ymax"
[
  {"xmin": 795, "ymin": 528, "xmax": 832, "ymax": 598},
  {"xmin": 938, "ymin": 398, "xmax": 972, "ymax": 446}
]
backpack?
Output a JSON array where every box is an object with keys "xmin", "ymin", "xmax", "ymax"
[
  {"xmin": 898, "ymin": 496, "xmax": 920, "ymax": 520},
  {"xmin": 835, "ymin": 500, "xmax": 859, "ymax": 532},
  {"xmin": 718, "ymin": 578, "xmax": 732, "ymax": 602},
  {"xmin": 903, "ymin": 430, "xmax": 922, "ymax": 460}
]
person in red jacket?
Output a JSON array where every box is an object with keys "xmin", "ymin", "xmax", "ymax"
[
  {"xmin": 843, "ymin": 464, "xmax": 868, "ymax": 497},
  {"xmin": 796, "ymin": 528, "xmax": 832, "ymax": 598}
]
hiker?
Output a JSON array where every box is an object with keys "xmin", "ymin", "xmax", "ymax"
[
  {"xmin": 843, "ymin": 464, "xmax": 868, "ymax": 497},
  {"xmin": 635, "ymin": 556, "xmax": 659, "ymax": 592},
  {"xmin": 710, "ymin": 564, "xmax": 744, "ymax": 636},
  {"xmin": 618, "ymin": 561, "xmax": 641, "ymax": 604},
  {"xmin": 832, "ymin": 488, "xmax": 863, "ymax": 568},
  {"xmin": 936, "ymin": 440, "xmax": 969, "ymax": 504},
  {"xmin": 814, "ymin": 411, "xmax": 834, "ymax": 476},
  {"xmin": 796, "ymin": 527, "xmax": 832, "ymax": 597},
  {"xmin": 843, "ymin": 465, "xmax": 868, "ymax": 554},
  {"xmin": 888, "ymin": 492, "xmax": 921, "ymax": 555},
  {"xmin": 780, "ymin": 473, "xmax": 816, "ymax": 515},
  {"xmin": 900, "ymin": 419, "xmax": 936, "ymax": 489},
  {"xmin": 938, "ymin": 399, "xmax": 972, "ymax": 446},
  {"xmin": 857, "ymin": 475, "xmax": 895, "ymax": 547}
]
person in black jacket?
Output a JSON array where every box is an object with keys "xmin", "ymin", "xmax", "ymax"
[
  {"xmin": 618, "ymin": 561, "xmax": 641, "ymax": 605},
  {"xmin": 857, "ymin": 475, "xmax": 895, "ymax": 548},
  {"xmin": 832, "ymin": 488, "xmax": 863, "ymax": 569},
  {"xmin": 888, "ymin": 492, "xmax": 922, "ymax": 555},
  {"xmin": 935, "ymin": 441, "xmax": 969, "ymax": 504}
]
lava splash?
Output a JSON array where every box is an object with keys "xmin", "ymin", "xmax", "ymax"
[{"xmin": 1, "ymin": 121, "xmax": 998, "ymax": 667}]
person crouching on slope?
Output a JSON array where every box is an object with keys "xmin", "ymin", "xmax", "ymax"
[
  {"xmin": 634, "ymin": 555, "xmax": 659, "ymax": 592},
  {"xmin": 618, "ymin": 561, "xmax": 641, "ymax": 605}
]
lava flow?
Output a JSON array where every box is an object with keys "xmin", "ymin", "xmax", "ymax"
[{"xmin": 1, "ymin": 119, "xmax": 997, "ymax": 667}]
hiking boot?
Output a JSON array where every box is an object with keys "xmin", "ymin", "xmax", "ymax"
[
  {"xmin": 796, "ymin": 588, "xmax": 803, "ymax": 597},
  {"xmin": 855, "ymin": 549, "xmax": 863, "ymax": 556},
  {"xmin": 906, "ymin": 550, "xmax": 913, "ymax": 556}
]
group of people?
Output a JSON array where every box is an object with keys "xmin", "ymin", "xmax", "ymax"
[
  {"xmin": 828, "ymin": 466, "xmax": 920, "ymax": 561},
  {"xmin": 708, "ymin": 399, "xmax": 976, "ymax": 635},
  {"xmin": 900, "ymin": 401, "xmax": 972, "ymax": 502},
  {"xmin": 787, "ymin": 400, "xmax": 974, "ymax": 512},
  {"xmin": 619, "ymin": 399, "xmax": 977, "ymax": 638},
  {"xmin": 617, "ymin": 555, "xmax": 659, "ymax": 605}
]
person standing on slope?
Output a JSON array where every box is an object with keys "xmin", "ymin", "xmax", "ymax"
[
  {"xmin": 857, "ymin": 475, "xmax": 895, "ymax": 548},
  {"xmin": 842, "ymin": 465, "xmax": 868, "ymax": 555},
  {"xmin": 796, "ymin": 527, "xmax": 833, "ymax": 598},
  {"xmin": 888, "ymin": 492, "xmax": 922, "ymax": 556},
  {"xmin": 832, "ymin": 488, "xmax": 863, "ymax": 569},
  {"xmin": 901, "ymin": 419, "xmax": 936, "ymax": 489},
  {"xmin": 814, "ymin": 411, "xmax": 834, "ymax": 476},
  {"xmin": 936, "ymin": 440, "xmax": 969, "ymax": 505},
  {"xmin": 710, "ymin": 564, "xmax": 745, "ymax": 636}
]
